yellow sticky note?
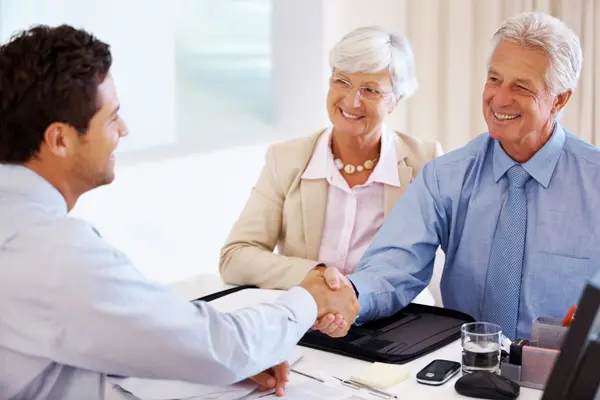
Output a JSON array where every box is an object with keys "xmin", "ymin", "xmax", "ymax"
[{"xmin": 350, "ymin": 362, "xmax": 409, "ymax": 389}]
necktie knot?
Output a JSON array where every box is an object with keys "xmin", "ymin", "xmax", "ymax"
[{"xmin": 507, "ymin": 165, "xmax": 531, "ymax": 188}]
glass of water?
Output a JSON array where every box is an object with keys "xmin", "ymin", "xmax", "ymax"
[{"xmin": 461, "ymin": 322, "xmax": 502, "ymax": 374}]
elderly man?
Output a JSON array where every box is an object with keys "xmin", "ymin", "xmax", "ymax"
[
  {"xmin": 0, "ymin": 25, "xmax": 359, "ymax": 399},
  {"xmin": 315, "ymin": 11, "xmax": 600, "ymax": 341}
]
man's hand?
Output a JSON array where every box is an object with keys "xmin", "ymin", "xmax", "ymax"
[
  {"xmin": 308, "ymin": 266, "xmax": 357, "ymax": 338},
  {"xmin": 250, "ymin": 362, "xmax": 289, "ymax": 396},
  {"xmin": 300, "ymin": 266, "xmax": 360, "ymax": 337}
]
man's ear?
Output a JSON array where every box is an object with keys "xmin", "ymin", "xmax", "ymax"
[
  {"xmin": 552, "ymin": 89, "xmax": 572, "ymax": 116},
  {"xmin": 43, "ymin": 122, "xmax": 76, "ymax": 158}
]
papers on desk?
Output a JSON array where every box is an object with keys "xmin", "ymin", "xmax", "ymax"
[
  {"xmin": 110, "ymin": 348, "xmax": 304, "ymax": 400},
  {"xmin": 112, "ymin": 376, "xmax": 378, "ymax": 400},
  {"xmin": 260, "ymin": 379, "xmax": 371, "ymax": 399},
  {"xmin": 112, "ymin": 378, "xmax": 255, "ymax": 400}
]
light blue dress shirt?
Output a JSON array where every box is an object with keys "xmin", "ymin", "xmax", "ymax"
[
  {"xmin": 0, "ymin": 165, "xmax": 317, "ymax": 400},
  {"xmin": 349, "ymin": 124, "xmax": 600, "ymax": 339}
]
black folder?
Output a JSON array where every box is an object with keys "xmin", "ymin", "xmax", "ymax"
[
  {"xmin": 299, "ymin": 302, "xmax": 475, "ymax": 364},
  {"xmin": 197, "ymin": 285, "xmax": 475, "ymax": 364}
]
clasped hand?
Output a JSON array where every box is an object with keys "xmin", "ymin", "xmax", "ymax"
[{"xmin": 300, "ymin": 266, "xmax": 360, "ymax": 338}]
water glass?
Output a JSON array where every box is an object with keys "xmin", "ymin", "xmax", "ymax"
[{"xmin": 461, "ymin": 322, "xmax": 502, "ymax": 374}]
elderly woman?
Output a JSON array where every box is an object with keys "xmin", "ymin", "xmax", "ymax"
[{"xmin": 219, "ymin": 26, "xmax": 443, "ymax": 289}]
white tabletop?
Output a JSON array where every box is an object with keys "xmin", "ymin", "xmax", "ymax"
[
  {"xmin": 296, "ymin": 340, "xmax": 542, "ymax": 399},
  {"xmin": 106, "ymin": 274, "xmax": 543, "ymax": 400}
]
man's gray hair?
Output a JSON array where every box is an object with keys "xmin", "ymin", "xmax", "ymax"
[
  {"xmin": 491, "ymin": 11, "xmax": 582, "ymax": 95},
  {"xmin": 329, "ymin": 26, "xmax": 418, "ymax": 100}
]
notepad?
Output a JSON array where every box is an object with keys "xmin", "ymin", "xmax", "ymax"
[{"xmin": 349, "ymin": 362, "xmax": 409, "ymax": 389}]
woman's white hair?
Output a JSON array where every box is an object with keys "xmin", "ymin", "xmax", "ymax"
[
  {"xmin": 491, "ymin": 12, "xmax": 582, "ymax": 95},
  {"xmin": 329, "ymin": 26, "xmax": 418, "ymax": 100}
]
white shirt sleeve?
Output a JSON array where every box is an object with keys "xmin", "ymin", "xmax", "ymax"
[{"xmin": 6, "ymin": 218, "xmax": 317, "ymax": 385}]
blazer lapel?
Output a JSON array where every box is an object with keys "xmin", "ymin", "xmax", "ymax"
[
  {"xmin": 300, "ymin": 178, "xmax": 328, "ymax": 260},
  {"xmin": 384, "ymin": 138, "xmax": 414, "ymax": 217}
]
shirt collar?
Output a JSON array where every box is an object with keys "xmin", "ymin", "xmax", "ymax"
[
  {"xmin": 368, "ymin": 126, "xmax": 400, "ymax": 187},
  {"xmin": 0, "ymin": 164, "xmax": 68, "ymax": 214},
  {"xmin": 301, "ymin": 125, "xmax": 400, "ymax": 187},
  {"xmin": 301, "ymin": 126, "xmax": 333, "ymax": 180},
  {"xmin": 492, "ymin": 123, "xmax": 566, "ymax": 188}
]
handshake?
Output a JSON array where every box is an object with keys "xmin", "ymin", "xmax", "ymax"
[
  {"xmin": 299, "ymin": 266, "xmax": 360, "ymax": 338},
  {"xmin": 250, "ymin": 266, "xmax": 359, "ymax": 395}
]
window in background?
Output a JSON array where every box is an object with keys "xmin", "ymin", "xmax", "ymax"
[
  {"xmin": 0, "ymin": 0, "xmax": 273, "ymax": 157},
  {"xmin": 175, "ymin": 0, "xmax": 273, "ymax": 153}
]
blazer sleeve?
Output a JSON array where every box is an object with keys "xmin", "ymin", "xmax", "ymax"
[{"xmin": 219, "ymin": 146, "xmax": 319, "ymax": 290}]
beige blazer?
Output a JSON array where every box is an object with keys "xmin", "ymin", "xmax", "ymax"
[{"xmin": 219, "ymin": 129, "xmax": 444, "ymax": 289}]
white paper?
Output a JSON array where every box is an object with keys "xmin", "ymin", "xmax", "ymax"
[
  {"xmin": 255, "ymin": 379, "xmax": 371, "ymax": 400},
  {"xmin": 110, "ymin": 348, "xmax": 304, "ymax": 400},
  {"xmin": 112, "ymin": 377, "xmax": 255, "ymax": 400}
]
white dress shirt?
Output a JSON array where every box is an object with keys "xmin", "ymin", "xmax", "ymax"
[
  {"xmin": 302, "ymin": 125, "xmax": 400, "ymax": 274},
  {"xmin": 0, "ymin": 164, "xmax": 317, "ymax": 400}
]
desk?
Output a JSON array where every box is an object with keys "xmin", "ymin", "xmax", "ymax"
[
  {"xmin": 296, "ymin": 341, "xmax": 542, "ymax": 399},
  {"xmin": 106, "ymin": 274, "xmax": 542, "ymax": 400}
]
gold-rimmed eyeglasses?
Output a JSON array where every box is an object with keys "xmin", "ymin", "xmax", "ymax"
[{"xmin": 329, "ymin": 76, "xmax": 394, "ymax": 102}]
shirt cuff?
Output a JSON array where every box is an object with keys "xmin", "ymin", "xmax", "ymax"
[
  {"xmin": 277, "ymin": 286, "xmax": 318, "ymax": 334},
  {"xmin": 348, "ymin": 274, "xmax": 375, "ymax": 324},
  {"xmin": 350, "ymin": 279, "xmax": 359, "ymax": 298}
]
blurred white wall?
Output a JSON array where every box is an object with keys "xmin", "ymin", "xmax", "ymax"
[
  {"xmin": 271, "ymin": 0, "xmax": 330, "ymax": 138},
  {"xmin": 0, "ymin": 0, "xmax": 177, "ymax": 153}
]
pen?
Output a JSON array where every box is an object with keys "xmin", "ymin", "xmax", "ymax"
[
  {"xmin": 340, "ymin": 382, "xmax": 389, "ymax": 399},
  {"xmin": 562, "ymin": 305, "xmax": 577, "ymax": 327},
  {"xmin": 290, "ymin": 368, "xmax": 325, "ymax": 383},
  {"xmin": 347, "ymin": 378, "xmax": 399, "ymax": 399},
  {"xmin": 333, "ymin": 376, "xmax": 398, "ymax": 399}
]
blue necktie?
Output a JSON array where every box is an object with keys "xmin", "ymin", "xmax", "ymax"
[{"xmin": 482, "ymin": 165, "xmax": 531, "ymax": 340}]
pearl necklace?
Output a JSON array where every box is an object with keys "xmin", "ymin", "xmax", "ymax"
[{"xmin": 334, "ymin": 154, "xmax": 380, "ymax": 174}]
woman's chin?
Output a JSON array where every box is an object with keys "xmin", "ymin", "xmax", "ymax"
[{"xmin": 333, "ymin": 120, "xmax": 368, "ymax": 137}]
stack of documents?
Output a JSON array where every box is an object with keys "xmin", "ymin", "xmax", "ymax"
[
  {"xmin": 258, "ymin": 379, "xmax": 372, "ymax": 399},
  {"xmin": 111, "ymin": 377, "xmax": 256, "ymax": 400},
  {"xmin": 110, "ymin": 347, "xmax": 304, "ymax": 400}
]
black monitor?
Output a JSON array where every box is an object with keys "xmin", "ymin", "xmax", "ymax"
[{"xmin": 542, "ymin": 271, "xmax": 600, "ymax": 400}]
